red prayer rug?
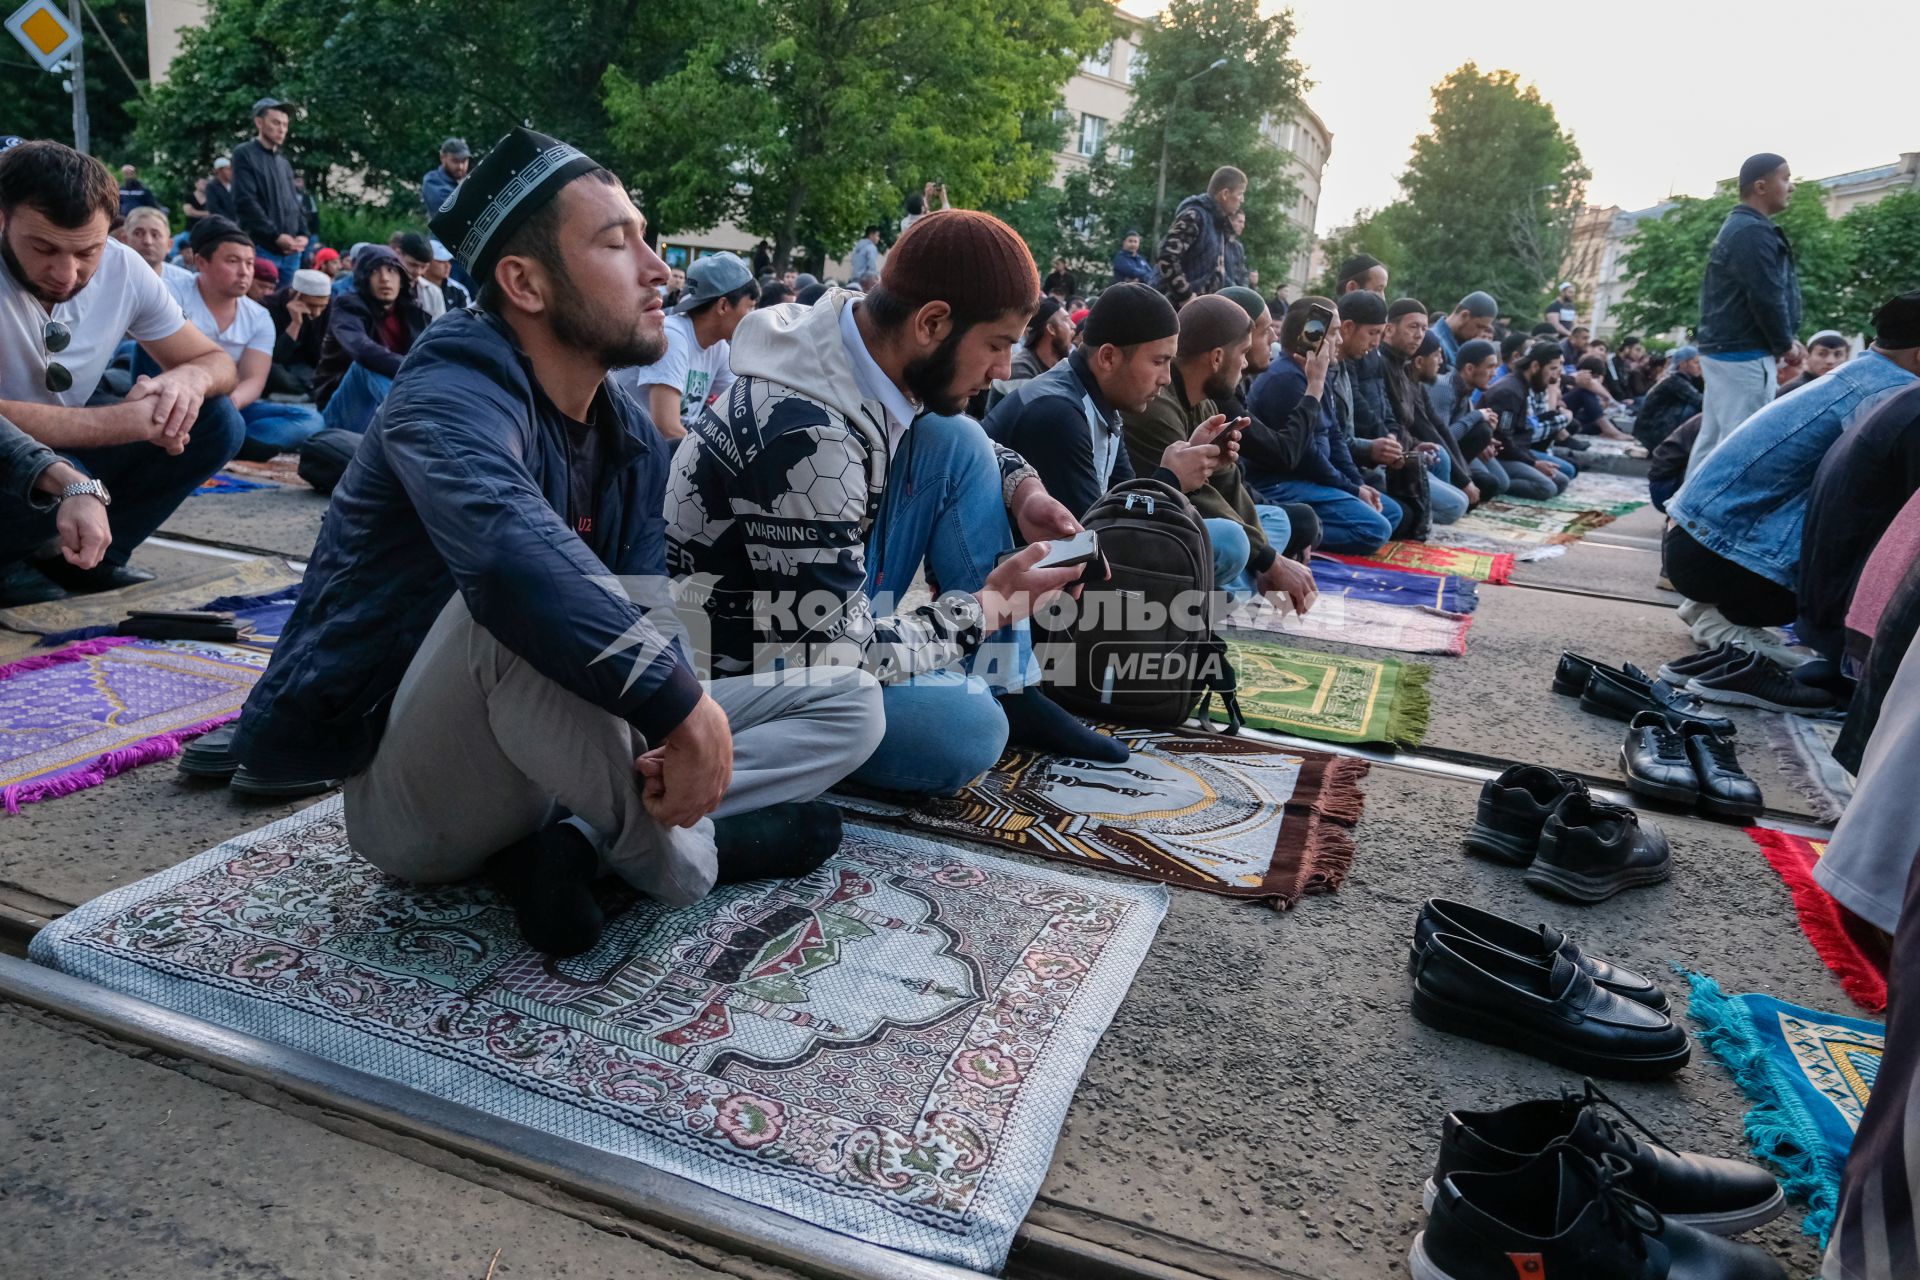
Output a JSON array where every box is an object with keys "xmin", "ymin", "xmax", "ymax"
[{"xmin": 1747, "ymin": 827, "xmax": 1890, "ymax": 1014}]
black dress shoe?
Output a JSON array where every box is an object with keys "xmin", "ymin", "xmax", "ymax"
[
  {"xmin": 1581, "ymin": 662, "xmax": 1735, "ymax": 735},
  {"xmin": 177, "ymin": 724, "xmax": 241, "ymax": 780},
  {"xmin": 33, "ymin": 558, "xmax": 156, "ymax": 595},
  {"xmin": 1422, "ymin": 1080, "xmax": 1784, "ymax": 1235},
  {"xmin": 1410, "ymin": 932, "xmax": 1691, "ymax": 1078},
  {"xmin": 1411, "ymin": 1148, "xmax": 1785, "ymax": 1279},
  {"xmin": 1684, "ymin": 724, "xmax": 1763, "ymax": 820},
  {"xmin": 1552, "ymin": 650, "xmax": 1617, "ymax": 697},
  {"xmin": 229, "ymin": 765, "xmax": 340, "ymax": 800},
  {"xmin": 1526, "ymin": 791, "xmax": 1673, "ymax": 904},
  {"xmin": 0, "ymin": 560, "xmax": 70, "ymax": 606},
  {"xmin": 1462, "ymin": 765, "xmax": 1586, "ymax": 866},
  {"xmin": 1621, "ymin": 710, "xmax": 1700, "ymax": 805},
  {"xmin": 1657, "ymin": 642, "xmax": 1741, "ymax": 686},
  {"xmin": 1413, "ymin": 898, "xmax": 1668, "ymax": 1011}
]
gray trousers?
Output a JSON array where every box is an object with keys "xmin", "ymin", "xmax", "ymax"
[
  {"xmin": 1689, "ymin": 354, "xmax": 1776, "ymax": 478},
  {"xmin": 343, "ymin": 594, "xmax": 884, "ymax": 907}
]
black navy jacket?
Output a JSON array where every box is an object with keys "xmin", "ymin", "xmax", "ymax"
[
  {"xmin": 233, "ymin": 307, "xmax": 701, "ymax": 780},
  {"xmin": 1696, "ymin": 204, "xmax": 1802, "ymax": 357}
]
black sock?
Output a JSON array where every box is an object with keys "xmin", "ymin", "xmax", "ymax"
[
  {"xmin": 997, "ymin": 688, "xmax": 1129, "ymax": 763},
  {"xmin": 486, "ymin": 824, "xmax": 605, "ymax": 956},
  {"xmin": 712, "ymin": 801, "xmax": 844, "ymax": 886}
]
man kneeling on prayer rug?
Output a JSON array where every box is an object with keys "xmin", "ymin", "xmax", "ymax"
[{"xmin": 220, "ymin": 129, "xmax": 883, "ymax": 956}]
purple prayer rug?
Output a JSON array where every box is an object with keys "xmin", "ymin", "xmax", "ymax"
[
  {"xmin": 0, "ymin": 636, "xmax": 269, "ymax": 812},
  {"xmin": 32, "ymin": 799, "xmax": 1168, "ymax": 1270}
]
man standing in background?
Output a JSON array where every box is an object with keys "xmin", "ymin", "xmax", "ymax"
[
  {"xmin": 231, "ymin": 97, "xmax": 308, "ymax": 280},
  {"xmin": 421, "ymin": 137, "xmax": 470, "ymax": 216},
  {"xmin": 1689, "ymin": 152, "xmax": 1801, "ymax": 475}
]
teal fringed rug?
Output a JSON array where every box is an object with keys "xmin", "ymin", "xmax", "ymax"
[{"xmin": 1685, "ymin": 971, "xmax": 1885, "ymax": 1246}]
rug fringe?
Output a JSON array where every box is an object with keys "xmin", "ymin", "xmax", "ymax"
[
  {"xmin": 0, "ymin": 634, "xmax": 142, "ymax": 673},
  {"xmin": 1682, "ymin": 970, "xmax": 1843, "ymax": 1246},
  {"xmin": 1485, "ymin": 553, "xmax": 1515, "ymax": 585},
  {"xmin": 1746, "ymin": 827, "xmax": 1888, "ymax": 1013},
  {"xmin": 1760, "ymin": 715, "xmax": 1849, "ymax": 825},
  {"xmin": 1386, "ymin": 662, "xmax": 1433, "ymax": 747},
  {"xmin": 1278, "ymin": 756, "xmax": 1373, "ymax": 910},
  {"xmin": 1, "ymin": 713, "xmax": 240, "ymax": 815}
]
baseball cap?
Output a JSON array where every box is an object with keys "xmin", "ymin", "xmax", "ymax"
[
  {"xmin": 429, "ymin": 238, "xmax": 453, "ymax": 262},
  {"xmin": 213, "ymin": 156, "xmax": 231, "ymax": 170},
  {"xmin": 672, "ymin": 252, "xmax": 754, "ymax": 313},
  {"xmin": 1671, "ymin": 345, "xmax": 1699, "ymax": 363},
  {"xmin": 440, "ymin": 137, "xmax": 471, "ymax": 157},
  {"xmin": 291, "ymin": 268, "xmax": 332, "ymax": 298},
  {"xmin": 252, "ymin": 97, "xmax": 292, "ymax": 117}
]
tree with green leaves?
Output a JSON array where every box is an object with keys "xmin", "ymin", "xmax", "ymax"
[
  {"xmin": 0, "ymin": 0, "xmax": 149, "ymax": 163},
  {"xmin": 133, "ymin": 0, "xmax": 649, "ymax": 215},
  {"xmin": 1311, "ymin": 205, "xmax": 1412, "ymax": 296},
  {"xmin": 1614, "ymin": 185, "xmax": 1857, "ymax": 339},
  {"xmin": 1048, "ymin": 0, "xmax": 1305, "ymax": 291},
  {"xmin": 1837, "ymin": 191, "xmax": 1920, "ymax": 334},
  {"xmin": 603, "ymin": 0, "xmax": 1111, "ymax": 273},
  {"xmin": 1390, "ymin": 64, "xmax": 1587, "ymax": 317}
]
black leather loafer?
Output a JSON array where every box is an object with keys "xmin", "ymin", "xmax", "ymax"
[
  {"xmin": 1461, "ymin": 765, "xmax": 1586, "ymax": 866},
  {"xmin": 1552, "ymin": 650, "xmax": 1618, "ymax": 696},
  {"xmin": 1526, "ymin": 791, "xmax": 1673, "ymax": 904},
  {"xmin": 1410, "ymin": 932, "xmax": 1691, "ymax": 1078},
  {"xmin": 1580, "ymin": 663, "xmax": 1735, "ymax": 735},
  {"xmin": 0, "ymin": 560, "xmax": 70, "ymax": 606},
  {"xmin": 1411, "ymin": 1148, "xmax": 1785, "ymax": 1280},
  {"xmin": 1421, "ymin": 1080, "xmax": 1784, "ymax": 1235},
  {"xmin": 229, "ymin": 765, "xmax": 340, "ymax": 800},
  {"xmin": 1620, "ymin": 710, "xmax": 1699, "ymax": 805},
  {"xmin": 1685, "ymin": 724, "xmax": 1764, "ymax": 819},
  {"xmin": 1412, "ymin": 898, "xmax": 1668, "ymax": 1011}
]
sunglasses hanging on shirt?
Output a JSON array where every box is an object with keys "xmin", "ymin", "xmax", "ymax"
[{"xmin": 42, "ymin": 318, "xmax": 73, "ymax": 394}]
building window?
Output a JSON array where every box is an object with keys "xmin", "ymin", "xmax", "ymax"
[
  {"xmin": 1078, "ymin": 113, "xmax": 1106, "ymax": 158},
  {"xmin": 1082, "ymin": 42, "xmax": 1112, "ymax": 77},
  {"xmin": 1114, "ymin": 144, "xmax": 1133, "ymax": 166},
  {"xmin": 1126, "ymin": 47, "xmax": 1146, "ymax": 84}
]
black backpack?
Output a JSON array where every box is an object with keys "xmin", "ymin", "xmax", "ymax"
[
  {"xmin": 1042, "ymin": 478, "xmax": 1241, "ymax": 732},
  {"xmin": 297, "ymin": 427, "xmax": 363, "ymax": 495}
]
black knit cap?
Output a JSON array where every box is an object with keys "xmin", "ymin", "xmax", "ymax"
[
  {"xmin": 1082, "ymin": 281, "xmax": 1178, "ymax": 349},
  {"xmin": 428, "ymin": 126, "xmax": 600, "ymax": 284},
  {"xmin": 1337, "ymin": 290, "xmax": 1388, "ymax": 325},
  {"xmin": 1456, "ymin": 338, "xmax": 1498, "ymax": 366},
  {"xmin": 1387, "ymin": 296, "xmax": 1427, "ymax": 321},
  {"xmin": 1873, "ymin": 291, "xmax": 1920, "ymax": 350}
]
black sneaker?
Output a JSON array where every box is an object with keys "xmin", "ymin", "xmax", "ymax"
[
  {"xmin": 1526, "ymin": 791, "xmax": 1672, "ymax": 903},
  {"xmin": 1657, "ymin": 642, "xmax": 1741, "ymax": 686},
  {"xmin": 1411, "ymin": 1147, "xmax": 1786, "ymax": 1280},
  {"xmin": 177, "ymin": 724, "xmax": 241, "ymax": 780},
  {"xmin": 1422, "ymin": 1080, "xmax": 1784, "ymax": 1235},
  {"xmin": 1687, "ymin": 651, "xmax": 1835, "ymax": 714},
  {"xmin": 1462, "ymin": 766, "xmax": 1586, "ymax": 867},
  {"xmin": 1619, "ymin": 711, "xmax": 1699, "ymax": 806}
]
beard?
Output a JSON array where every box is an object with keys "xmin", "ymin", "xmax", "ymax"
[
  {"xmin": 902, "ymin": 326, "xmax": 971, "ymax": 416},
  {"xmin": 547, "ymin": 259, "xmax": 667, "ymax": 370},
  {"xmin": 2, "ymin": 231, "xmax": 84, "ymax": 306}
]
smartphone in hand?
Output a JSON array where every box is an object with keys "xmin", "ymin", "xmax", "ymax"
[{"xmin": 1033, "ymin": 529, "xmax": 1100, "ymax": 570}]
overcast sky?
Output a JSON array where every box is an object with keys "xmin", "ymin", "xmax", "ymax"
[{"xmin": 1127, "ymin": 0, "xmax": 1920, "ymax": 231}]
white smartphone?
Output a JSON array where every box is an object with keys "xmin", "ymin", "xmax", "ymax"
[{"xmin": 1034, "ymin": 529, "xmax": 1100, "ymax": 570}]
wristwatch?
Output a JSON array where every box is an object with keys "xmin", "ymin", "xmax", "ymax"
[{"xmin": 59, "ymin": 478, "xmax": 111, "ymax": 507}]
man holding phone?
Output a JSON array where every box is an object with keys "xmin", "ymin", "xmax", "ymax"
[
  {"xmin": 985, "ymin": 282, "xmax": 1275, "ymax": 595},
  {"xmin": 1245, "ymin": 296, "xmax": 1403, "ymax": 555},
  {"xmin": 1117, "ymin": 294, "xmax": 1317, "ymax": 614}
]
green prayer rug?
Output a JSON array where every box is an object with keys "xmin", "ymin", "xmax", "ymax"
[{"xmin": 1216, "ymin": 640, "xmax": 1431, "ymax": 747}]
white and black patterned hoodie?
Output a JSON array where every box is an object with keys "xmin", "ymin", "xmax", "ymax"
[{"xmin": 665, "ymin": 290, "xmax": 1035, "ymax": 680}]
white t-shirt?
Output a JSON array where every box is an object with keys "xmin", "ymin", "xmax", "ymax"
[
  {"xmin": 624, "ymin": 313, "xmax": 735, "ymax": 429},
  {"xmin": 167, "ymin": 273, "xmax": 274, "ymax": 365},
  {"xmin": 161, "ymin": 261, "xmax": 196, "ymax": 288},
  {"xmin": 0, "ymin": 238, "xmax": 186, "ymax": 406}
]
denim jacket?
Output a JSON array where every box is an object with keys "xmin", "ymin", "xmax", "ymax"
[
  {"xmin": 1670, "ymin": 351, "xmax": 1916, "ymax": 587},
  {"xmin": 1696, "ymin": 204, "xmax": 1802, "ymax": 357}
]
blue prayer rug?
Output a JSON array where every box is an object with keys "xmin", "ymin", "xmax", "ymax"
[{"xmin": 1686, "ymin": 970, "xmax": 1884, "ymax": 1246}]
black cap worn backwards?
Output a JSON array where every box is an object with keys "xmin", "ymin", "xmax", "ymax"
[
  {"xmin": 1082, "ymin": 281, "xmax": 1179, "ymax": 349},
  {"xmin": 427, "ymin": 126, "xmax": 600, "ymax": 285}
]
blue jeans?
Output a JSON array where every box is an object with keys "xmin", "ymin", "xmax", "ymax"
[
  {"xmin": 321, "ymin": 363, "xmax": 395, "ymax": 434},
  {"xmin": 1224, "ymin": 506, "xmax": 1297, "ymax": 601},
  {"xmin": 241, "ymin": 399, "xmax": 326, "ymax": 450},
  {"xmin": 1468, "ymin": 457, "xmax": 1509, "ymax": 498},
  {"xmin": 1540, "ymin": 452, "xmax": 1577, "ymax": 481},
  {"xmin": 0, "ymin": 395, "xmax": 245, "ymax": 568},
  {"xmin": 1425, "ymin": 452, "xmax": 1469, "ymax": 525},
  {"xmin": 1500, "ymin": 458, "xmax": 1567, "ymax": 499},
  {"xmin": 1255, "ymin": 479, "xmax": 1400, "ymax": 555},
  {"xmin": 257, "ymin": 248, "xmax": 302, "ymax": 281},
  {"xmin": 849, "ymin": 413, "xmax": 1024, "ymax": 795}
]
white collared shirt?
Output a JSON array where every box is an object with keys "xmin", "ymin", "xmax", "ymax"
[{"xmin": 838, "ymin": 298, "xmax": 919, "ymax": 455}]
